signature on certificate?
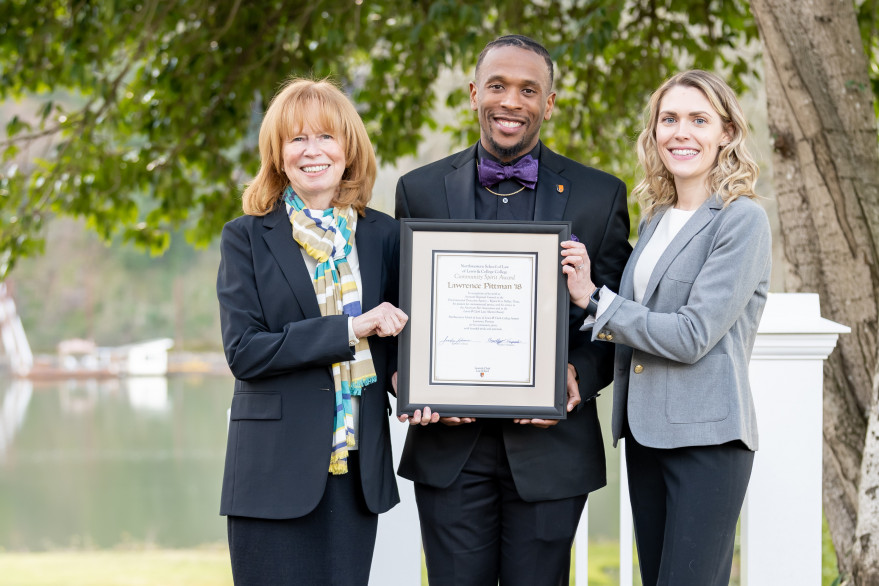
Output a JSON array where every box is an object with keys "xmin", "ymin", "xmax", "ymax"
[
  {"xmin": 439, "ymin": 336, "xmax": 472, "ymax": 346},
  {"xmin": 487, "ymin": 337, "xmax": 521, "ymax": 346}
]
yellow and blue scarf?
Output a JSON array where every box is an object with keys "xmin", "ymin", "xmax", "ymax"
[{"xmin": 284, "ymin": 186, "xmax": 376, "ymax": 475}]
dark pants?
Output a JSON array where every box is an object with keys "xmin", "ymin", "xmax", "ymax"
[
  {"xmin": 414, "ymin": 423, "xmax": 587, "ymax": 586},
  {"xmin": 625, "ymin": 435, "xmax": 754, "ymax": 586},
  {"xmin": 227, "ymin": 453, "xmax": 378, "ymax": 586}
]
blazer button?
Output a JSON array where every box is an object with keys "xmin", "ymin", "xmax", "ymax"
[
  {"xmin": 606, "ymin": 334, "xmax": 614, "ymax": 341},
  {"xmin": 597, "ymin": 332, "xmax": 607, "ymax": 340},
  {"xmin": 633, "ymin": 364, "xmax": 644, "ymax": 374}
]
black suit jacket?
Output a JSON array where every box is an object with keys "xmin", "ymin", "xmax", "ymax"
[
  {"xmin": 217, "ymin": 205, "xmax": 401, "ymax": 518},
  {"xmin": 395, "ymin": 143, "xmax": 631, "ymax": 501}
]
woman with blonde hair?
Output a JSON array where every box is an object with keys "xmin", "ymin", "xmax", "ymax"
[
  {"xmin": 217, "ymin": 78, "xmax": 407, "ymax": 585},
  {"xmin": 561, "ymin": 70, "xmax": 771, "ymax": 585}
]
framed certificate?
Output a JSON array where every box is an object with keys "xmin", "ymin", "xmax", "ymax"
[{"xmin": 397, "ymin": 219, "xmax": 571, "ymax": 419}]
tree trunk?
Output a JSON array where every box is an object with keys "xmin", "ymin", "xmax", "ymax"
[{"xmin": 749, "ymin": 0, "xmax": 879, "ymax": 582}]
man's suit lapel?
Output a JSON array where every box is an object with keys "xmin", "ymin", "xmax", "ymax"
[
  {"xmin": 639, "ymin": 194, "xmax": 723, "ymax": 306},
  {"xmin": 444, "ymin": 145, "xmax": 478, "ymax": 219},
  {"xmin": 534, "ymin": 146, "xmax": 570, "ymax": 221},
  {"xmin": 262, "ymin": 205, "xmax": 321, "ymax": 318},
  {"xmin": 355, "ymin": 211, "xmax": 381, "ymax": 310}
]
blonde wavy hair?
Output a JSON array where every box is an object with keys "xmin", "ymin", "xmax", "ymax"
[
  {"xmin": 632, "ymin": 70, "xmax": 759, "ymax": 220},
  {"xmin": 242, "ymin": 78, "xmax": 376, "ymax": 216}
]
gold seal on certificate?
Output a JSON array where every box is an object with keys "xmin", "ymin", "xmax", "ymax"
[{"xmin": 397, "ymin": 219, "xmax": 571, "ymax": 419}]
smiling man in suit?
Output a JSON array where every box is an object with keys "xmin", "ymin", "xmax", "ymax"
[{"xmin": 395, "ymin": 35, "xmax": 631, "ymax": 585}]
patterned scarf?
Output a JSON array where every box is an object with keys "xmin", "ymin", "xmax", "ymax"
[{"xmin": 284, "ymin": 186, "xmax": 376, "ymax": 475}]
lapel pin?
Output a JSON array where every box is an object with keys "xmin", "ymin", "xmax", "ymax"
[{"xmin": 557, "ymin": 184, "xmax": 564, "ymax": 193}]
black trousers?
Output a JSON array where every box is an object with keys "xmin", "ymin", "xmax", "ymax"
[
  {"xmin": 625, "ymin": 435, "xmax": 754, "ymax": 586},
  {"xmin": 227, "ymin": 453, "xmax": 378, "ymax": 586},
  {"xmin": 414, "ymin": 423, "xmax": 587, "ymax": 586}
]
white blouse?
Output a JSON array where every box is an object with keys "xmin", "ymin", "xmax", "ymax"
[
  {"xmin": 632, "ymin": 208, "xmax": 697, "ymax": 304},
  {"xmin": 585, "ymin": 207, "xmax": 697, "ymax": 327}
]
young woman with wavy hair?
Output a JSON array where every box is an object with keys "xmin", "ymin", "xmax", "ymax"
[{"xmin": 562, "ymin": 70, "xmax": 771, "ymax": 585}]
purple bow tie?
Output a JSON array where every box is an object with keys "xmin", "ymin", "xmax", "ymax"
[{"xmin": 477, "ymin": 155, "xmax": 538, "ymax": 190}]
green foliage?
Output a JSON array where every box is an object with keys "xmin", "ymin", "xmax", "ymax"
[
  {"xmin": 857, "ymin": 0, "xmax": 879, "ymax": 118},
  {"xmin": 0, "ymin": 0, "xmax": 759, "ymax": 276},
  {"xmin": 823, "ymin": 512, "xmax": 842, "ymax": 586}
]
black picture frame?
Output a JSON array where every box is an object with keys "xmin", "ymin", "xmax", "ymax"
[{"xmin": 397, "ymin": 219, "xmax": 571, "ymax": 419}]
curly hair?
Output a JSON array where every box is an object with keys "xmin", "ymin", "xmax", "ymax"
[
  {"xmin": 242, "ymin": 78, "xmax": 376, "ymax": 216},
  {"xmin": 632, "ymin": 70, "xmax": 759, "ymax": 220}
]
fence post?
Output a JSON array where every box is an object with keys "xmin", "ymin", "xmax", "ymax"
[{"xmin": 741, "ymin": 292, "xmax": 849, "ymax": 586}]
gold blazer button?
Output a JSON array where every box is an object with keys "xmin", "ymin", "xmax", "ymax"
[
  {"xmin": 597, "ymin": 332, "xmax": 607, "ymax": 340},
  {"xmin": 633, "ymin": 364, "xmax": 644, "ymax": 374},
  {"xmin": 606, "ymin": 334, "xmax": 614, "ymax": 341}
]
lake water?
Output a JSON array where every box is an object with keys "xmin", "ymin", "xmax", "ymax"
[
  {"xmin": 0, "ymin": 375, "xmax": 231, "ymax": 550},
  {"xmin": 0, "ymin": 375, "xmax": 621, "ymax": 552}
]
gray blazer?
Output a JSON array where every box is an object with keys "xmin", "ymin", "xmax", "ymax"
[{"xmin": 593, "ymin": 194, "xmax": 771, "ymax": 450}]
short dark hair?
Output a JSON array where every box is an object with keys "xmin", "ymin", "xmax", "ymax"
[{"xmin": 475, "ymin": 35, "xmax": 554, "ymax": 87}]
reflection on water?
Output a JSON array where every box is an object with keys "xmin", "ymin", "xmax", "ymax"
[
  {"xmin": 0, "ymin": 379, "xmax": 32, "ymax": 462},
  {"xmin": 126, "ymin": 377, "xmax": 171, "ymax": 412},
  {"xmin": 0, "ymin": 375, "xmax": 232, "ymax": 551}
]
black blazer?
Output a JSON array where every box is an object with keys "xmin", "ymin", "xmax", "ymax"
[
  {"xmin": 395, "ymin": 143, "xmax": 631, "ymax": 501},
  {"xmin": 217, "ymin": 205, "xmax": 401, "ymax": 518}
]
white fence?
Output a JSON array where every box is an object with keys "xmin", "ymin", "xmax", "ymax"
[{"xmin": 370, "ymin": 292, "xmax": 849, "ymax": 585}]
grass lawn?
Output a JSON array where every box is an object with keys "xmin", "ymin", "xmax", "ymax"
[
  {"xmin": 573, "ymin": 540, "xmax": 640, "ymax": 586},
  {"xmin": 0, "ymin": 548, "xmax": 233, "ymax": 586},
  {"xmin": 2, "ymin": 546, "xmax": 619, "ymax": 586},
  {"xmin": 0, "ymin": 525, "xmax": 840, "ymax": 586}
]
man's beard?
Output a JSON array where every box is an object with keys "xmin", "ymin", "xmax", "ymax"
[{"xmin": 483, "ymin": 120, "xmax": 537, "ymax": 162}]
